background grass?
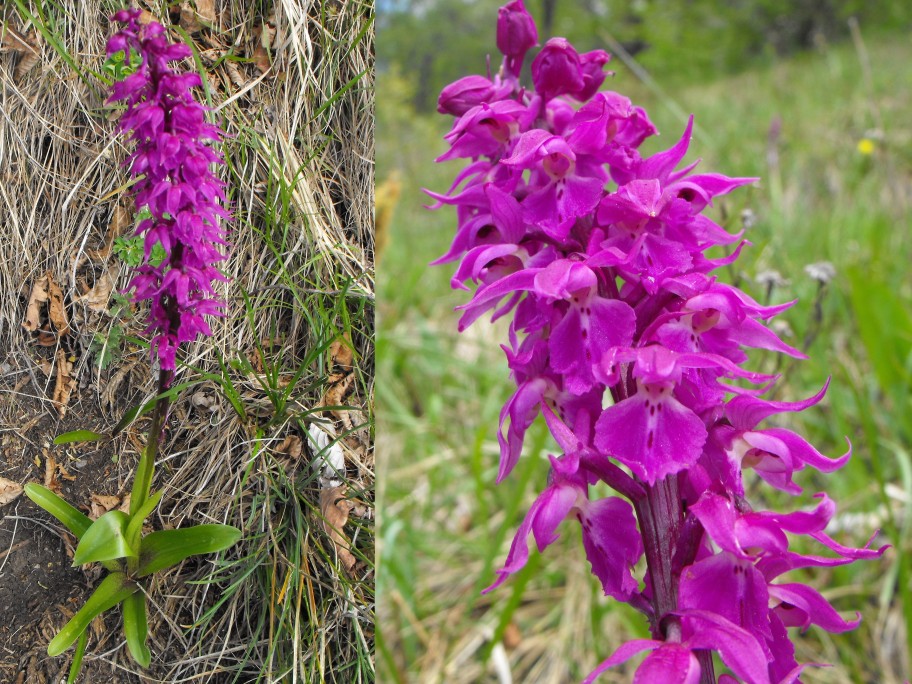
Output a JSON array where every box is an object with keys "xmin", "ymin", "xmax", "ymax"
[
  {"xmin": 0, "ymin": 0, "xmax": 374, "ymax": 681},
  {"xmin": 377, "ymin": 6, "xmax": 911, "ymax": 683}
]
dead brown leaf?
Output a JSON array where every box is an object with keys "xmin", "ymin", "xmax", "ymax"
[
  {"xmin": 323, "ymin": 372, "xmax": 355, "ymax": 430},
  {"xmin": 260, "ymin": 335, "xmax": 285, "ymax": 350},
  {"xmin": 320, "ymin": 485, "xmax": 357, "ymax": 572},
  {"xmin": 276, "ymin": 434, "xmax": 302, "ymax": 459},
  {"xmin": 88, "ymin": 204, "xmax": 130, "ymax": 260},
  {"xmin": 252, "ymin": 44, "xmax": 270, "ymax": 75},
  {"xmin": 329, "ymin": 333, "xmax": 354, "ymax": 370},
  {"xmin": 46, "ymin": 274, "xmax": 69, "ymax": 337},
  {"xmin": 88, "ymin": 492, "xmax": 129, "ymax": 520},
  {"xmin": 196, "ymin": 0, "xmax": 216, "ymax": 23},
  {"xmin": 180, "ymin": 0, "xmax": 216, "ymax": 32},
  {"xmin": 246, "ymin": 346, "xmax": 265, "ymax": 373},
  {"xmin": 259, "ymin": 19, "xmax": 277, "ymax": 47},
  {"xmin": 89, "ymin": 493, "xmax": 120, "ymax": 519},
  {"xmin": 77, "ymin": 268, "xmax": 115, "ymax": 313},
  {"xmin": 13, "ymin": 43, "xmax": 39, "ymax": 82},
  {"xmin": 1, "ymin": 26, "xmax": 40, "ymax": 82},
  {"xmin": 58, "ymin": 462, "xmax": 75, "ymax": 482},
  {"xmin": 225, "ymin": 60, "xmax": 246, "ymax": 88},
  {"xmin": 0, "ymin": 477, "xmax": 23, "ymax": 505},
  {"xmin": 88, "ymin": 614, "xmax": 104, "ymax": 643},
  {"xmin": 0, "ymin": 25, "xmax": 32, "ymax": 53},
  {"xmin": 36, "ymin": 329, "xmax": 57, "ymax": 346},
  {"xmin": 127, "ymin": 430, "xmax": 145, "ymax": 457},
  {"xmin": 52, "ymin": 348, "xmax": 75, "ymax": 417},
  {"xmin": 179, "ymin": 5, "xmax": 202, "ymax": 32},
  {"xmin": 503, "ymin": 622, "xmax": 522, "ymax": 649},
  {"xmin": 103, "ymin": 359, "xmax": 136, "ymax": 408},
  {"xmin": 44, "ymin": 453, "xmax": 61, "ymax": 494},
  {"xmin": 22, "ymin": 272, "xmax": 49, "ymax": 332}
]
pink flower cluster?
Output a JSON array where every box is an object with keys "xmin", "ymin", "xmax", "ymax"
[
  {"xmin": 432, "ymin": 2, "xmax": 884, "ymax": 682},
  {"xmin": 107, "ymin": 9, "xmax": 230, "ymax": 371}
]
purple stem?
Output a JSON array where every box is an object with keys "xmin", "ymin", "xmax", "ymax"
[
  {"xmin": 633, "ymin": 474, "xmax": 716, "ymax": 681},
  {"xmin": 634, "ymin": 474, "xmax": 682, "ymax": 623}
]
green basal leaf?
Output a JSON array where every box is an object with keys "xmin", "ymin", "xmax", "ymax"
[
  {"xmin": 125, "ymin": 489, "xmax": 163, "ymax": 551},
  {"xmin": 137, "ymin": 524, "xmax": 242, "ymax": 577},
  {"xmin": 67, "ymin": 630, "xmax": 88, "ymax": 684},
  {"xmin": 53, "ymin": 429, "xmax": 104, "ymax": 445},
  {"xmin": 122, "ymin": 591, "xmax": 151, "ymax": 668},
  {"xmin": 48, "ymin": 572, "xmax": 137, "ymax": 656},
  {"xmin": 73, "ymin": 510, "xmax": 137, "ymax": 566},
  {"xmin": 24, "ymin": 483, "xmax": 92, "ymax": 539}
]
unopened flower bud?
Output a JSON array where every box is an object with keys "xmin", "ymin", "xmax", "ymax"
[
  {"xmin": 438, "ymin": 75, "xmax": 511, "ymax": 117},
  {"xmin": 576, "ymin": 49, "xmax": 611, "ymax": 101},
  {"xmin": 531, "ymin": 37, "xmax": 584, "ymax": 102},
  {"xmin": 497, "ymin": 0, "xmax": 538, "ymax": 77}
]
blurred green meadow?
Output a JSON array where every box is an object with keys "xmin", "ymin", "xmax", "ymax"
[{"xmin": 377, "ymin": 3, "xmax": 912, "ymax": 682}]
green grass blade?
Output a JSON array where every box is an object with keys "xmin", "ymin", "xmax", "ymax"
[
  {"xmin": 11, "ymin": 0, "xmax": 103, "ymax": 95},
  {"xmin": 53, "ymin": 430, "xmax": 105, "ymax": 445},
  {"xmin": 129, "ymin": 440, "xmax": 156, "ymax": 519},
  {"xmin": 310, "ymin": 69, "xmax": 368, "ymax": 122},
  {"xmin": 110, "ymin": 380, "xmax": 200, "ymax": 437},
  {"xmin": 125, "ymin": 489, "xmax": 164, "ymax": 551}
]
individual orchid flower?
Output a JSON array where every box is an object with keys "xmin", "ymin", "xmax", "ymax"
[{"xmin": 502, "ymin": 129, "xmax": 608, "ymax": 239}]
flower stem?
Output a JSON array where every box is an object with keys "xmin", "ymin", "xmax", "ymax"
[
  {"xmin": 697, "ymin": 650, "xmax": 715, "ymax": 684},
  {"xmin": 634, "ymin": 474, "xmax": 716, "ymax": 682},
  {"xmin": 129, "ymin": 368, "xmax": 173, "ymax": 518},
  {"xmin": 635, "ymin": 474, "xmax": 682, "ymax": 622}
]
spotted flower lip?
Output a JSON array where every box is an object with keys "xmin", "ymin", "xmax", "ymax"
[
  {"xmin": 432, "ymin": 4, "xmax": 885, "ymax": 683},
  {"xmin": 108, "ymin": 9, "xmax": 231, "ymax": 372}
]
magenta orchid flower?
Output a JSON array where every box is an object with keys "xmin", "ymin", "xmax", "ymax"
[
  {"xmin": 107, "ymin": 8, "xmax": 230, "ymax": 373},
  {"xmin": 430, "ymin": 3, "xmax": 885, "ymax": 682}
]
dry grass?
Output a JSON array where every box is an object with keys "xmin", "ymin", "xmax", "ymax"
[{"xmin": 0, "ymin": 0, "xmax": 373, "ymax": 681}]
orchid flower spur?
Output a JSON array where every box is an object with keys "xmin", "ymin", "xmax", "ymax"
[
  {"xmin": 24, "ymin": 10, "xmax": 240, "ymax": 681},
  {"xmin": 430, "ymin": 2, "xmax": 885, "ymax": 682}
]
